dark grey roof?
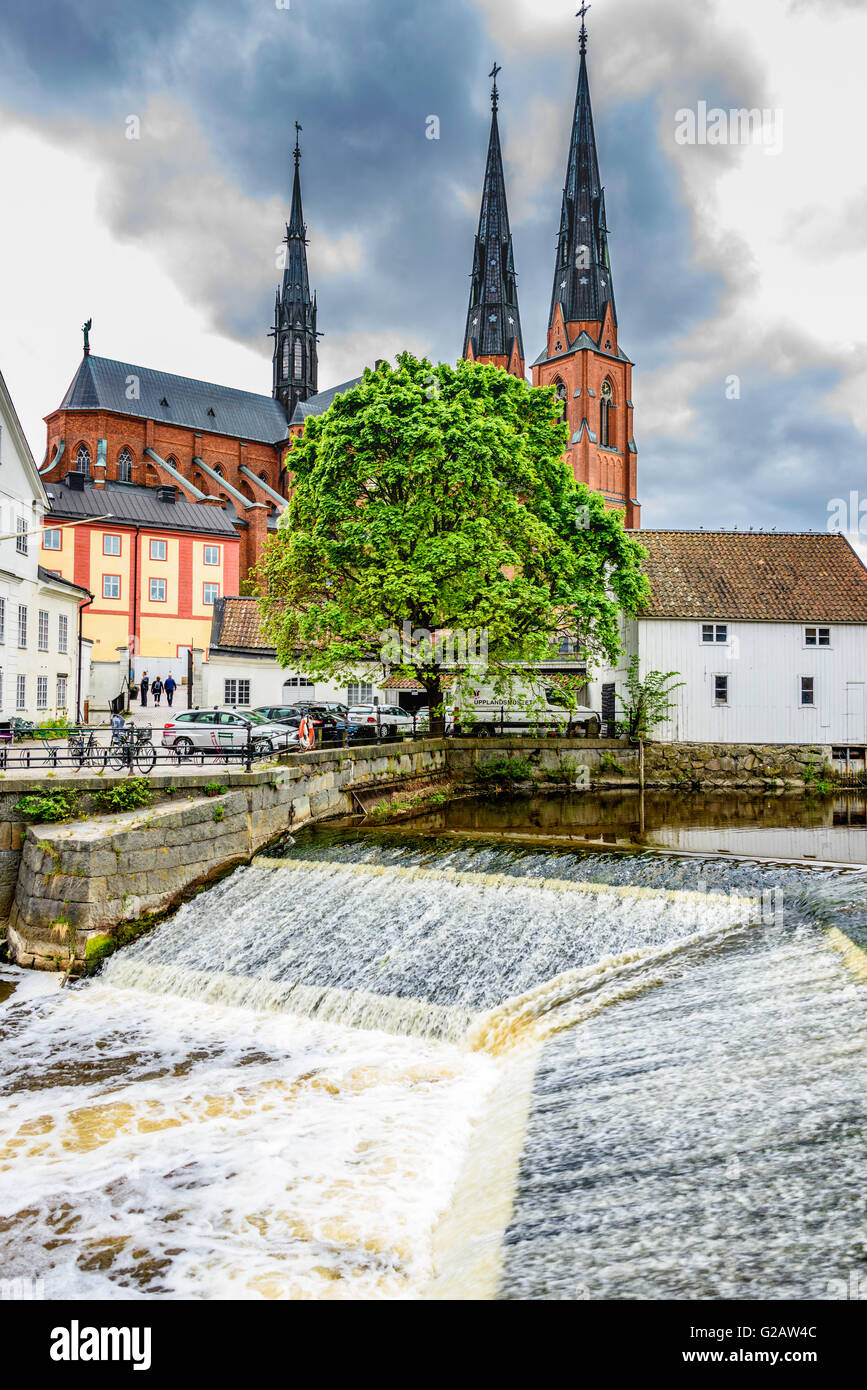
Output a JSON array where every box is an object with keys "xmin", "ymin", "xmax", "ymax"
[
  {"xmin": 46, "ymin": 481, "xmax": 239, "ymax": 536},
  {"xmin": 462, "ymin": 99, "xmax": 524, "ymax": 366},
  {"xmin": 290, "ymin": 375, "xmax": 365, "ymax": 424},
  {"xmin": 37, "ymin": 565, "xmax": 91, "ymax": 596},
  {"xmin": 59, "ymin": 355, "xmax": 290, "ymax": 445}
]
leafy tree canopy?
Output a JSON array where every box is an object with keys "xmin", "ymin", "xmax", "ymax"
[{"xmin": 257, "ymin": 353, "xmax": 649, "ymax": 719}]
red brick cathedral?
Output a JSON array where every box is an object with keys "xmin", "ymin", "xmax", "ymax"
[
  {"xmin": 462, "ymin": 15, "xmax": 640, "ymax": 526},
  {"xmin": 41, "ymin": 10, "xmax": 638, "ymax": 582}
]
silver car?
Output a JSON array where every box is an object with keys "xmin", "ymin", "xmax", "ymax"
[{"xmin": 161, "ymin": 707, "xmax": 296, "ymax": 758}]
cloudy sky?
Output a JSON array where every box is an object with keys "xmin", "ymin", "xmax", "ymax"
[{"xmin": 1, "ymin": 0, "xmax": 865, "ymax": 534}]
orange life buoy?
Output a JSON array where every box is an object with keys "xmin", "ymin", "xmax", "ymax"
[{"xmin": 298, "ymin": 716, "xmax": 315, "ymax": 750}]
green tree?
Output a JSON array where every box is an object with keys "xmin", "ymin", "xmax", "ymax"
[
  {"xmin": 257, "ymin": 354, "xmax": 649, "ymax": 733},
  {"xmin": 615, "ymin": 657, "xmax": 685, "ymax": 740}
]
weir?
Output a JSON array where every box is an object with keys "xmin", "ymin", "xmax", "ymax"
[{"xmin": 1, "ymin": 827, "xmax": 865, "ymax": 1301}]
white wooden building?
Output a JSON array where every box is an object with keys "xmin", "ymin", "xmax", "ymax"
[
  {"xmin": 0, "ymin": 369, "xmax": 92, "ymax": 722},
  {"xmin": 591, "ymin": 530, "xmax": 867, "ymax": 747},
  {"xmin": 192, "ymin": 597, "xmax": 389, "ymax": 709}
]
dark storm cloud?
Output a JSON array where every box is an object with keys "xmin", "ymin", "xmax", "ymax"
[{"xmin": 0, "ymin": 0, "xmax": 864, "ymax": 535}]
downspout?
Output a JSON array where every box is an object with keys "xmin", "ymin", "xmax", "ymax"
[
  {"xmin": 130, "ymin": 524, "xmax": 141, "ymax": 686},
  {"xmin": 76, "ymin": 588, "xmax": 94, "ymax": 723}
]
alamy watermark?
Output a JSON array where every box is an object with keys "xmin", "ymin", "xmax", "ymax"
[
  {"xmin": 380, "ymin": 621, "xmax": 488, "ymax": 668},
  {"xmin": 675, "ymin": 102, "xmax": 784, "ymax": 157}
]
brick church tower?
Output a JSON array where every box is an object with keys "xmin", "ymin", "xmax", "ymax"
[
  {"xmin": 531, "ymin": 10, "xmax": 640, "ymax": 527},
  {"xmin": 462, "ymin": 65, "xmax": 525, "ymax": 379}
]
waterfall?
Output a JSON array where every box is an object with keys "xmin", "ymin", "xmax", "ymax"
[{"xmin": 1, "ymin": 830, "xmax": 865, "ymax": 1301}]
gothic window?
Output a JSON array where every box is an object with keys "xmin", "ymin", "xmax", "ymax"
[
  {"xmin": 76, "ymin": 444, "xmax": 91, "ymax": 476},
  {"xmin": 599, "ymin": 379, "xmax": 613, "ymax": 448},
  {"xmin": 294, "ymin": 340, "xmax": 303, "ymax": 381},
  {"xmin": 117, "ymin": 447, "xmax": 133, "ymax": 482},
  {"xmin": 554, "ymin": 379, "xmax": 568, "ymax": 423},
  {"xmin": 282, "ymin": 339, "xmax": 290, "ymax": 379}
]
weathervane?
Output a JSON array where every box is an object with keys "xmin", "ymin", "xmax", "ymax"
[
  {"xmin": 577, "ymin": 2, "xmax": 591, "ymax": 55},
  {"xmin": 490, "ymin": 61, "xmax": 502, "ymax": 112},
  {"xmin": 294, "ymin": 120, "xmax": 303, "ymax": 166}
]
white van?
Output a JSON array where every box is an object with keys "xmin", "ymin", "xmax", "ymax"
[{"xmin": 448, "ymin": 679, "xmax": 600, "ymax": 737}]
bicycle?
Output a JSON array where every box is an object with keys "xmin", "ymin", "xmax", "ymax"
[
  {"xmin": 107, "ymin": 726, "xmax": 156, "ymax": 775},
  {"xmin": 69, "ymin": 728, "xmax": 103, "ymax": 770}
]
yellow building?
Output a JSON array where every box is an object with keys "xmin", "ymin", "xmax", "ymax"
[{"xmin": 42, "ymin": 476, "xmax": 241, "ymax": 675}]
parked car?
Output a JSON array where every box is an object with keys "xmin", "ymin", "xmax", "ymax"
[
  {"xmin": 161, "ymin": 708, "xmax": 297, "ymax": 757},
  {"xmin": 254, "ymin": 706, "xmax": 362, "ymax": 746},
  {"xmin": 289, "ymin": 700, "xmax": 349, "ymax": 718},
  {"xmin": 346, "ymin": 704, "xmax": 418, "ymax": 737}
]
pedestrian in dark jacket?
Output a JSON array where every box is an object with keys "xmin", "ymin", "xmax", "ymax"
[
  {"xmin": 151, "ymin": 677, "xmax": 163, "ymax": 707},
  {"xmin": 164, "ymin": 674, "xmax": 177, "ymax": 708},
  {"xmin": 140, "ymin": 674, "xmax": 149, "ymax": 708}
]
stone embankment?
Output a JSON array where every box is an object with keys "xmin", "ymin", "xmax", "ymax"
[{"xmin": 0, "ymin": 737, "xmax": 843, "ymax": 971}]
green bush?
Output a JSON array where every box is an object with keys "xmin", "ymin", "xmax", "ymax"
[
  {"xmin": 204, "ymin": 782, "xmax": 228, "ymax": 797},
  {"xmin": 92, "ymin": 779, "xmax": 153, "ymax": 814},
  {"xmin": 475, "ymin": 756, "xmax": 534, "ymax": 783},
  {"xmin": 15, "ymin": 789, "xmax": 81, "ymax": 822},
  {"xmin": 212, "ymin": 805, "xmax": 226, "ymax": 822},
  {"xmin": 35, "ymin": 716, "xmax": 78, "ymax": 741}
]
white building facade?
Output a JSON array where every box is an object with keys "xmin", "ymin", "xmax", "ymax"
[
  {"xmin": 0, "ymin": 370, "xmax": 92, "ymax": 722},
  {"xmin": 591, "ymin": 531, "xmax": 867, "ymax": 747}
]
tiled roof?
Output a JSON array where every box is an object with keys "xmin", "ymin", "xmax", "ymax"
[
  {"xmin": 58, "ymin": 355, "xmax": 290, "ymax": 445},
  {"xmin": 47, "ymin": 480, "xmax": 238, "ymax": 537},
  {"xmin": 634, "ymin": 531, "xmax": 867, "ymax": 622},
  {"xmin": 290, "ymin": 375, "xmax": 365, "ymax": 425},
  {"xmin": 210, "ymin": 597, "xmax": 274, "ymax": 652}
]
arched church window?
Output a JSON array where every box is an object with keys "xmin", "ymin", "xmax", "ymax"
[
  {"xmin": 599, "ymin": 379, "xmax": 613, "ymax": 448},
  {"xmin": 554, "ymin": 380, "xmax": 568, "ymax": 424},
  {"xmin": 76, "ymin": 444, "xmax": 91, "ymax": 476},
  {"xmin": 294, "ymin": 340, "xmax": 303, "ymax": 381},
  {"xmin": 282, "ymin": 339, "xmax": 290, "ymax": 379},
  {"xmin": 117, "ymin": 447, "xmax": 133, "ymax": 482}
]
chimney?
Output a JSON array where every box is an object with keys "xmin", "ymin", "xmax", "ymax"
[
  {"xmin": 64, "ymin": 471, "xmax": 86, "ymax": 492},
  {"xmin": 157, "ymin": 485, "xmax": 177, "ymax": 504}
]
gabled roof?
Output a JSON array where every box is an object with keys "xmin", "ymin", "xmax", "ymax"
[
  {"xmin": 290, "ymin": 375, "xmax": 365, "ymax": 424},
  {"xmin": 57, "ymin": 355, "xmax": 290, "ymax": 445},
  {"xmin": 0, "ymin": 367, "xmax": 48, "ymax": 505},
  {"xmin": 210, "ymin": 596, "xmax": 274, "ymax": 652},
  {"xmin": 633, "ymin": 531, "xmax": 867, "ymax": 623},
  {"xmin": 47, "ymin": 480, "xmax": 239, "ymax": 537}
]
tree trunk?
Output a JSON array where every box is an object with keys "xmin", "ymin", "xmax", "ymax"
[{"xmin": 425, "ymin": 676, "xmax": 446, "ymax": 740}]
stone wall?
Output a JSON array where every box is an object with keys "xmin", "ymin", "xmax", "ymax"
[
  {"xmin": 643, "ymin": 742, "xmax": 832, "ymax": 789},
  {"xmin": 4, "ymin": 739, "xmax": 448, "ymax": 970}
]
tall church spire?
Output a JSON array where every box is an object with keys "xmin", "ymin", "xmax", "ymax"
[
  {"xmin": 272, "ymin": 122, "xmax": 318, "ymax": 419},
  {"xmin": 549, "ymin": 7, "xmax": 616, "ymax": 332},
  {"xmin": 462, "ymin": 65, "xmax": 525, "ymax": 379},
  {"xmin": 532, "ymin": 7, "xmax": 640, "ymax": 529}
]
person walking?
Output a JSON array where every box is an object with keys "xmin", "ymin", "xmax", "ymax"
[
  {"xmin": 151, "ymin": 676, "xmax": 163, "ymax": 707},
  {"xmin": 164, "ymin": 674, "xmax": 177, "ymax": 708},
  {"xmin": 140, "ymin": 673, "xmax": 149, "ymax": 708}
]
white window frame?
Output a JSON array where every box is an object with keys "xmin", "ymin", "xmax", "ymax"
[
  {"xmin": 103, "ymin": 574, "xmax": 121, "ymax": 600},
  {"xmin": 347, "ymin": 682, "xmax": 374, "ymax": 705},
  {"xmin": 38, "ymin": 609, "xmax": 49, "ymax": 652},
  {"xmin": 56, "ymin": 674, "xmax": 68, "ymax": 709},
  {"xmin": 804, "ymin": 626, "xmax": 831, "ymax": 648},
  {"xmin": 203, "ymin": 582, "xmax": 219, "ymax": 606},
  {"xmin": 16, "ymin": 674, "xmax": 26, "ymax": 709},
  {"xmin": 36, "ymin": 675, "xmax": 48, "ymax": 710},
  {"xmin": 42, "ymin": 528, "xmax": 62, "ymax": 551},
  {"xmin": 0, "ymin": 597, "xmax": 5, "ymax": 644},
  {"xmin": 800, "ymin": 676, "xmax": 815, "ymax": 707},
  {"xmin": 103, "ymin": 534, "xmax": 121, "ymax": 557},
  {"xmin": 150, "ymin": 538, "xmax": 167, "ymax": 561},
  {"xmin": 204, "ymin": 545, "xmax": 220, "ymax": 566},
  {"xmin": 701, "ymin": 623, "xmax": 728, "ymax": 645},
  {"xmin": 713, "ymin": 673, "xmax": 729, "ymax": 705},
  {"xmin": 16, "ymin": 517, "xmax": 28, "ymax": 555},
  {"xmin": 149, "ymin": 578, "xmax": 167, "ymax": 602},
  {"xmin": 17, "ymin": 605, "xmax": 27, "ymax": 648},
  {"xmin": 58, "ymin": 614, "xmax": 69, "ymax": 654}
]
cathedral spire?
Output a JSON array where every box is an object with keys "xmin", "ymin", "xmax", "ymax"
[
  {"xmin": 548, "ymin": 8, "xmax": 616, "ymax": 331},
  {"xmin": 272, "ymin": 122, "xmax": 318, "ymax": 418},
  {"xmin": 462, "ymin": 65, "xmax": 525, "ymax": 379}
]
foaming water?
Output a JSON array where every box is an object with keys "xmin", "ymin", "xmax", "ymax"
[{"xmin": 1, "ymin": 827, "xmax": 865, "ymax": 1300}]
